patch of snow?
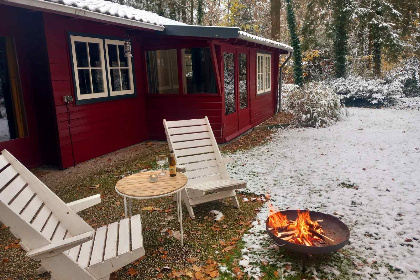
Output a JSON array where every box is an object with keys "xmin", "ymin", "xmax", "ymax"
[
  {"xmin": 228, "ymin": 108, "xmax": 420, "ymax": 279},
  {"xmin": 243, "ymin": 197, "xmax": 249, "ymax": 202},
  {"xmin": 209, "ymin": 210, "xmax": 224, "ymax": 221}
]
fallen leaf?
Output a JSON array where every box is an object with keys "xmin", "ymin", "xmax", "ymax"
[
  {"xmin": 89, "ymin": 184, "xmax": 100, "ymax": 189},
  {"xmin": 405, "ymin": 238, "xmax": 413, "ymax": 242},
  {"xmin": 141, "ymin": 206, "xmax": 162, "ymax": 212},
  {"xmin": 194, "ymin": 271, "xmax": 204, "ymax": 280},
  {"xmin": 222, "ymin": 245, "xmax": 235, "ymax": 252},
  {"xmin": 127, "ymin": 267, "xmax": 138, "ymax": 276},
  {"xmin": 192, "ymin": 265, "xmax": 201, "ymax": 272},
  {"xmin": 2, "ymin": 258, "xmax": 9, "ymax": 263},
  {"xmin": 186, "ymin": 257, "xmax": 198, "ymax": 263}
]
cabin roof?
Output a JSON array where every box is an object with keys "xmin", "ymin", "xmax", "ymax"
[{"xmin": 5, "ymin": 0, "xmax": 292, "ymax": 52}]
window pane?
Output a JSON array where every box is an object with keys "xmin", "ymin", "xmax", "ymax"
[
  {"xmin": 265, "ymin": 56, "xmax": 271, "ymax": 90},
  {"xmin": 224, "ymin": 53, "xmax": 235, "ymax": 115},
  {"xmin": 239, "ymin": 53, "xmax": 248, "ymax": 109},
  {"xmin": 110, "ymin": 69, "xmax": 121, "ymax": 91},
  {"xmin": 88, "ymin": 43, "xmax": 101, "ymax": 67},
  {"xmin": 75, "ymin": 42, "xmax": 89, "ymax": 67},
  {"xmin": 108, "ymin": 44, "xmax": 119, "ymax": 67},
  {"xmin": 78, "ymin": 69, "xmax": 92, "ymax": 95},
  {"xmin": 121, "ymin": 68, "xmax": 131, "ymax": 90},
  {"xmin": 146, "ymin": 49, "xmax": 178, "ymax": 94},
  {"xmin": 118, "ymin": 45, "xmax": 128, "ymax": 67},
  {"xmin": 91, "ymin": 69, "xmax": 104, "ymax": 93},
  {"xmin": 0, "ymin": 37, "xmax": 28, "ymax": 142},
  {"xmin": 182, "ymin": 48, "xmax": 217, "ymax": 94}
]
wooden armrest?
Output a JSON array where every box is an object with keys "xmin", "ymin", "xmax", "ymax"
[
  {"xmin": 67, "ymin": 194, "xmax": 101, "ymax": 213},
  {"xmin": 176, "ymin": 165, "xmax": 186, "ymax": 173},
  {"xmin": 223, "ymin": 156, "xmax": 235, "ymax": 164},
  {"xmin": 27, "ymin": 232, "xmax": 93, "ymax": 260}
]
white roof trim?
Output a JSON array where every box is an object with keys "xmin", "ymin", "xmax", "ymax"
[
  {"xmin": 238, "ymin": 31, "xmax": 293, "ymax": 52},
  {"xmin": 3, "ymin": 0, "xmax": 165, "ymax": 31}
]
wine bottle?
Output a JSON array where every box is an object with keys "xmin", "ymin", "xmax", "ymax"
[{"xmin": 169, "ymin": 150, "xmax": 176, "ymax": 177}]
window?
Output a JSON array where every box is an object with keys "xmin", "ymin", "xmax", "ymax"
[
  {"xmin": 105, "ymin": 40, "xmax": 134, "ymax": 96},
  {"xmin": 70, "ymin": 36, "xmax": 107, "ymax": 100},
  {"xmin": 239, "ymin": 53, "xmax": 248, "ymax": 109},
  {"xmin": 0, "ymin": 37, "xmax": 28, "ymax": 142},
  {"xmin": 146, "ymin": 49, "xmax": 179, "ymax": 94},
  {"xmin": 224, "ymin": 53, "xmax": 235, "ymax": 115},
  {"xmin": 181, "ymin": 48, "xmax": 217, "ymax": 94},
  {"xmin": 70, "ymin": 35, "xmax": 135, "ymax": 103},
  {"xmin": 257, "ymin": 53, "xmax": 271, "ymax": 95}
]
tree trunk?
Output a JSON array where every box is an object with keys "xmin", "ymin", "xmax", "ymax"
[
  {"xmin": 373, "ymin": 39, "xmax": 381, "ymax": 77},
  {"xmin": 181, "ymin": 0, "xmax": 187, "ymax": 23},
  {"xmin": 270, "ymin": 0, "xmax": 281, "ymax": 41},
  {"xmin": 190, "ymin": 0, "xmax": 194, "ymax": 24}
]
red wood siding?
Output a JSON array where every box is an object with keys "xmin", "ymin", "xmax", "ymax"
[
  {"xmin": 146, "ymin": 95, "xmax": 223, "ymax": 142},
  {"xmin": 42, "ymin": 13, "xmax": 149, "ymax": 168}
]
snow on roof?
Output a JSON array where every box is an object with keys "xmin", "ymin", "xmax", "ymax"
[
  {"xmin": 238, "ymin": 31, "xmax": 293, "ymax": 52},
  {"xmin": 41, "ymin": 0, "xmax": 185, "ymax": 27}
]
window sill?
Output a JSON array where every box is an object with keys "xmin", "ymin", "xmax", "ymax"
[{"xmin": 75, "ymin": 92, "xmax": 137, "ymax": 105}]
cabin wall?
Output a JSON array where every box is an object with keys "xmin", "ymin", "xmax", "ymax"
[
  {"xmin": 0, "ymin": 5, "xmax": 57, "ymax": 167},
  {"xmin": 42, "ymin": 13, "xmax": 149, "ymax": 168}
]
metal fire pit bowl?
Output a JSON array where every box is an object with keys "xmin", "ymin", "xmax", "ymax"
[{"xmin": 266, "ymin": 210, "xmax": 350, "ymax": 255}]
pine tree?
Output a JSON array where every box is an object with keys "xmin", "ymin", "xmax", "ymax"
[
  {"xmin": 285, "ymin": 0, "xmax": 303, "ymax": 86},
  {"xmin": 332, "ymin": 0, "xmax": 351, "ymax": 78}
]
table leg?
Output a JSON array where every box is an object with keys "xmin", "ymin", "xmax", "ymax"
[
  {"xmin": 177, "ymin": 191, "xmax": 184, "ymax": 246},
  {"xmin": 128, "ymin": 198, "xmax": 133, "ymax": 218},
  {"xmin": 124, "ymin": 197, "xmax": 128, "ymax": 218}
]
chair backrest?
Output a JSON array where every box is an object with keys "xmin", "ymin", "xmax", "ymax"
[
  {"xmin": 0, "ymin": 150, "xmax": 92, "ymax": 251},
  {"xmin": 163, "ymin": 117, "xmax": 230, "ymax": 185}
]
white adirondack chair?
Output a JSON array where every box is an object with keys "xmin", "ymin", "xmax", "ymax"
[
  {"xmin": 163, "ymin": 117, "xmax": 246, "ymax": 219},
  {"xmin": 0, "ymin": 149, "xmax": 144, "ymax": 280}
]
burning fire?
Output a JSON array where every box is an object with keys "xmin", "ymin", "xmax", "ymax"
[{"xmin": 267, "ymin": 202, "xmax": 333, "ymax": 246}]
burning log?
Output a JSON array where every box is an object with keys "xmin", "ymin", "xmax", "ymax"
[
  {"xmin": 309, "ymin": 229, "xmax": 334, "ymax": 244},
  {"xmin": 277, "ymin": 230, "xmax": 298, "ymax": 237},
  {"xmin": 281, "ymin": 235, "xmax": 294, "ymax": 241}
]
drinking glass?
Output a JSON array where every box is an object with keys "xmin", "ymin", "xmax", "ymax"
[{"xmin": 156, "ymin": 154, "xmax": 168, "ymax": 176}]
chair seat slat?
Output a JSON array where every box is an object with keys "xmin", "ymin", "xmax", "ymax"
[
  {"xmin": 176, "ymin": 153, "xmax": 216, "ymax": 165},
  {"xmin": 130, "ymin": 215, "xmax": 142, "ymax": 250},
  {"xmin": 78, "ymin": 238, "xmax": 94, "ymax": 268},
  {"xmin": 66, "ymin": 244, "xmax": 81, "ymax": 261},
  {"xmin": 9, "ymin": 186, "xmax": 34, "ymax": 214},
  {"xmin": 104, "ymin": 221, "xmax": 118, "ymax": 260},
  {"xmin": 0, "ymin": 176, "xmax": 26, "ymax": 204},
  {"xmin": 52, "ymin": 224, "xmax": 67, "ymax": 242},
  {"xmin": 42, "ymin": 214, "xmax": 59, "ymax": 240},
  {"xmin": 170, "ymin": 131, "xmax": 211, "ymax": 142},
  {"xmin": 182, "ymin": 159, "xmax": 218, "ymax": 171},
  {"xmin": 89, "ymin": 226, "xmax": 107, "ymax": 266},
  {"xmin": 167, "ymin": 125, "xmax": 208, "ymax": 135},
  {"xmin": 176, "ymin": 146, "xmax": 214, "ymax": 157},
  {"xmin": 187, "ymin": 174, "xmax": 222, "ymax": 185},
  {"xmin": 20, "ymin": 195, "xmax": 43, "ymax": 223},
  {"xmin": 165, "ymin": 118, "xmax": 207, "ymax": 128},
  {"xmin": 0, "ymin": 165, "xmax": 18, "ymax": 189},
  {"xmin": 118, "ymin": 218, "xmax": 130, "ymax": 255},
  {"xmin": 32, "ymin": 206, "xmax": 51, "ymax": 232},
  {"xmin": 185, "ymin": 166, "xmax": 221, "ymax": 179},
  {"xmin": 172, "ymin": 139, "xmax": 212, "ymax": 150},
  {"xmin": 0, "ymin": 154, "xmax": 9, "ymax": 170}
]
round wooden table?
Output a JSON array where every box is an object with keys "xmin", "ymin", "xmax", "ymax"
[{"xmin": 115, "ymin": 171, "xmax": 188, "ymax": 246}]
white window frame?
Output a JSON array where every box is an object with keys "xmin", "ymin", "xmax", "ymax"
[
  {"xmin": 104, "ymin": 39, "xmax": 135, "ymax": 96},
  {"xmin": 70, "ymin": 36, "xmax": 108, "ymax": 100},
  {"xmin": 257, "ymin": 53, "xmax": 271, "ymax": 95}
]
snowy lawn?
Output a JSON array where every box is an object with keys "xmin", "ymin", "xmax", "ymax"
[{"xmin": 227, "ymin": 107, "xmax": 420, "ymax": 279}]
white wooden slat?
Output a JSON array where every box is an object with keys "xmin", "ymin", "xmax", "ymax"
[
  {"xmin": 172, "ymin": 139, "xmax": 212, "ymax": 150},
  {"xmin": 42, "ymin": 214, "xmax": 59, "ymax": 240},
  {"xmin": 104, "ymin": 222, "xmax": 118, "ymax": 260},
  {"xmin": 191, "ymin": 179, "xmax": 244, "ymax": 192},
  {"xmin": 20, "ymin": 195, "xmax": 42, "ymax": 223},
  {"xmin": 78, "ymin": 238, "xmax": 94, "ymax": 268},
  {"xmin": 167, "ymin": 125, "xmax": 208, "ymax": 135},
  {"xmin": 67, "ymin": 244, "xmax": 81, "ymax": 261},
  {"xmin": 183, "ymin": 159, "xmax": 218, "ymax": 171},
  {"xmin": 32, "ymin": 206, "xmax": 51, "ymax": 232},
  {"xmin": 89, "ymin": 226, "xmax": 107, "ymax": 266},
  {"xmin": 130, "ymin": 215, "xmax": 142, "ymax": 250},
  {"xmin": 0, "ymin": 176, "xmax": 26, "ymax": 204},
  {"xmin": 177, "ymin": 152, "xmax": 216, "ymax": 165},
  {"xmin": 0, "ymin": 165, "xmax": 18, "ymax": 189},
  {"xmin": 176, "ymin": 146, "xmax": 215, "ymax": 157},
  {"xmin": 0, "ymin": 154, "xmax": 9, "ymax": 170},
  {"xmin": 165, "ymin": 118, "xmax": 207, "ymax": 128},
  {"xmin": 52, "ymin": 224, "xmax": 67, "ymax": 242},
  {"xmin": 118, "ymin": 218, "xmax": 130, "ymax": 255},
  {"xmin": 185, "ymin": 166, "xmax": 221, "ymax": 179},
  {"xmin": 9, "ymin": 185, "xmax": 35, "ymax": 213},
  {"xmin": 188, "ymin": 174, "xmax": 222, "ymax": 185},
  {"xmin": 171, "ymin": 131, "xmax": 211, "ymax": 142}
]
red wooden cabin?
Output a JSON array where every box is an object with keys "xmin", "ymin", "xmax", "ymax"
[{"xmin": 0, "ymin": 0, "xmax": 292, "ymax": 168}]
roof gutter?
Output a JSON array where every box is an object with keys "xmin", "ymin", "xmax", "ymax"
[
  {"xmin": 277, "ymin": 51, "xmax": 293, "ymax": 113},
  {"xmin": 237, "ymin": 32, "xmax": 293, "ymax": 52},
  {"xmin": 3, "ymin": 0, "xmax": 164, "ymax": 31}
]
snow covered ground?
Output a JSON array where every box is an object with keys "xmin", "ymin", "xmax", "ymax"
[{"xmin": 228, "ymin": 108, "xmax": 420, "ymax": 279}]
